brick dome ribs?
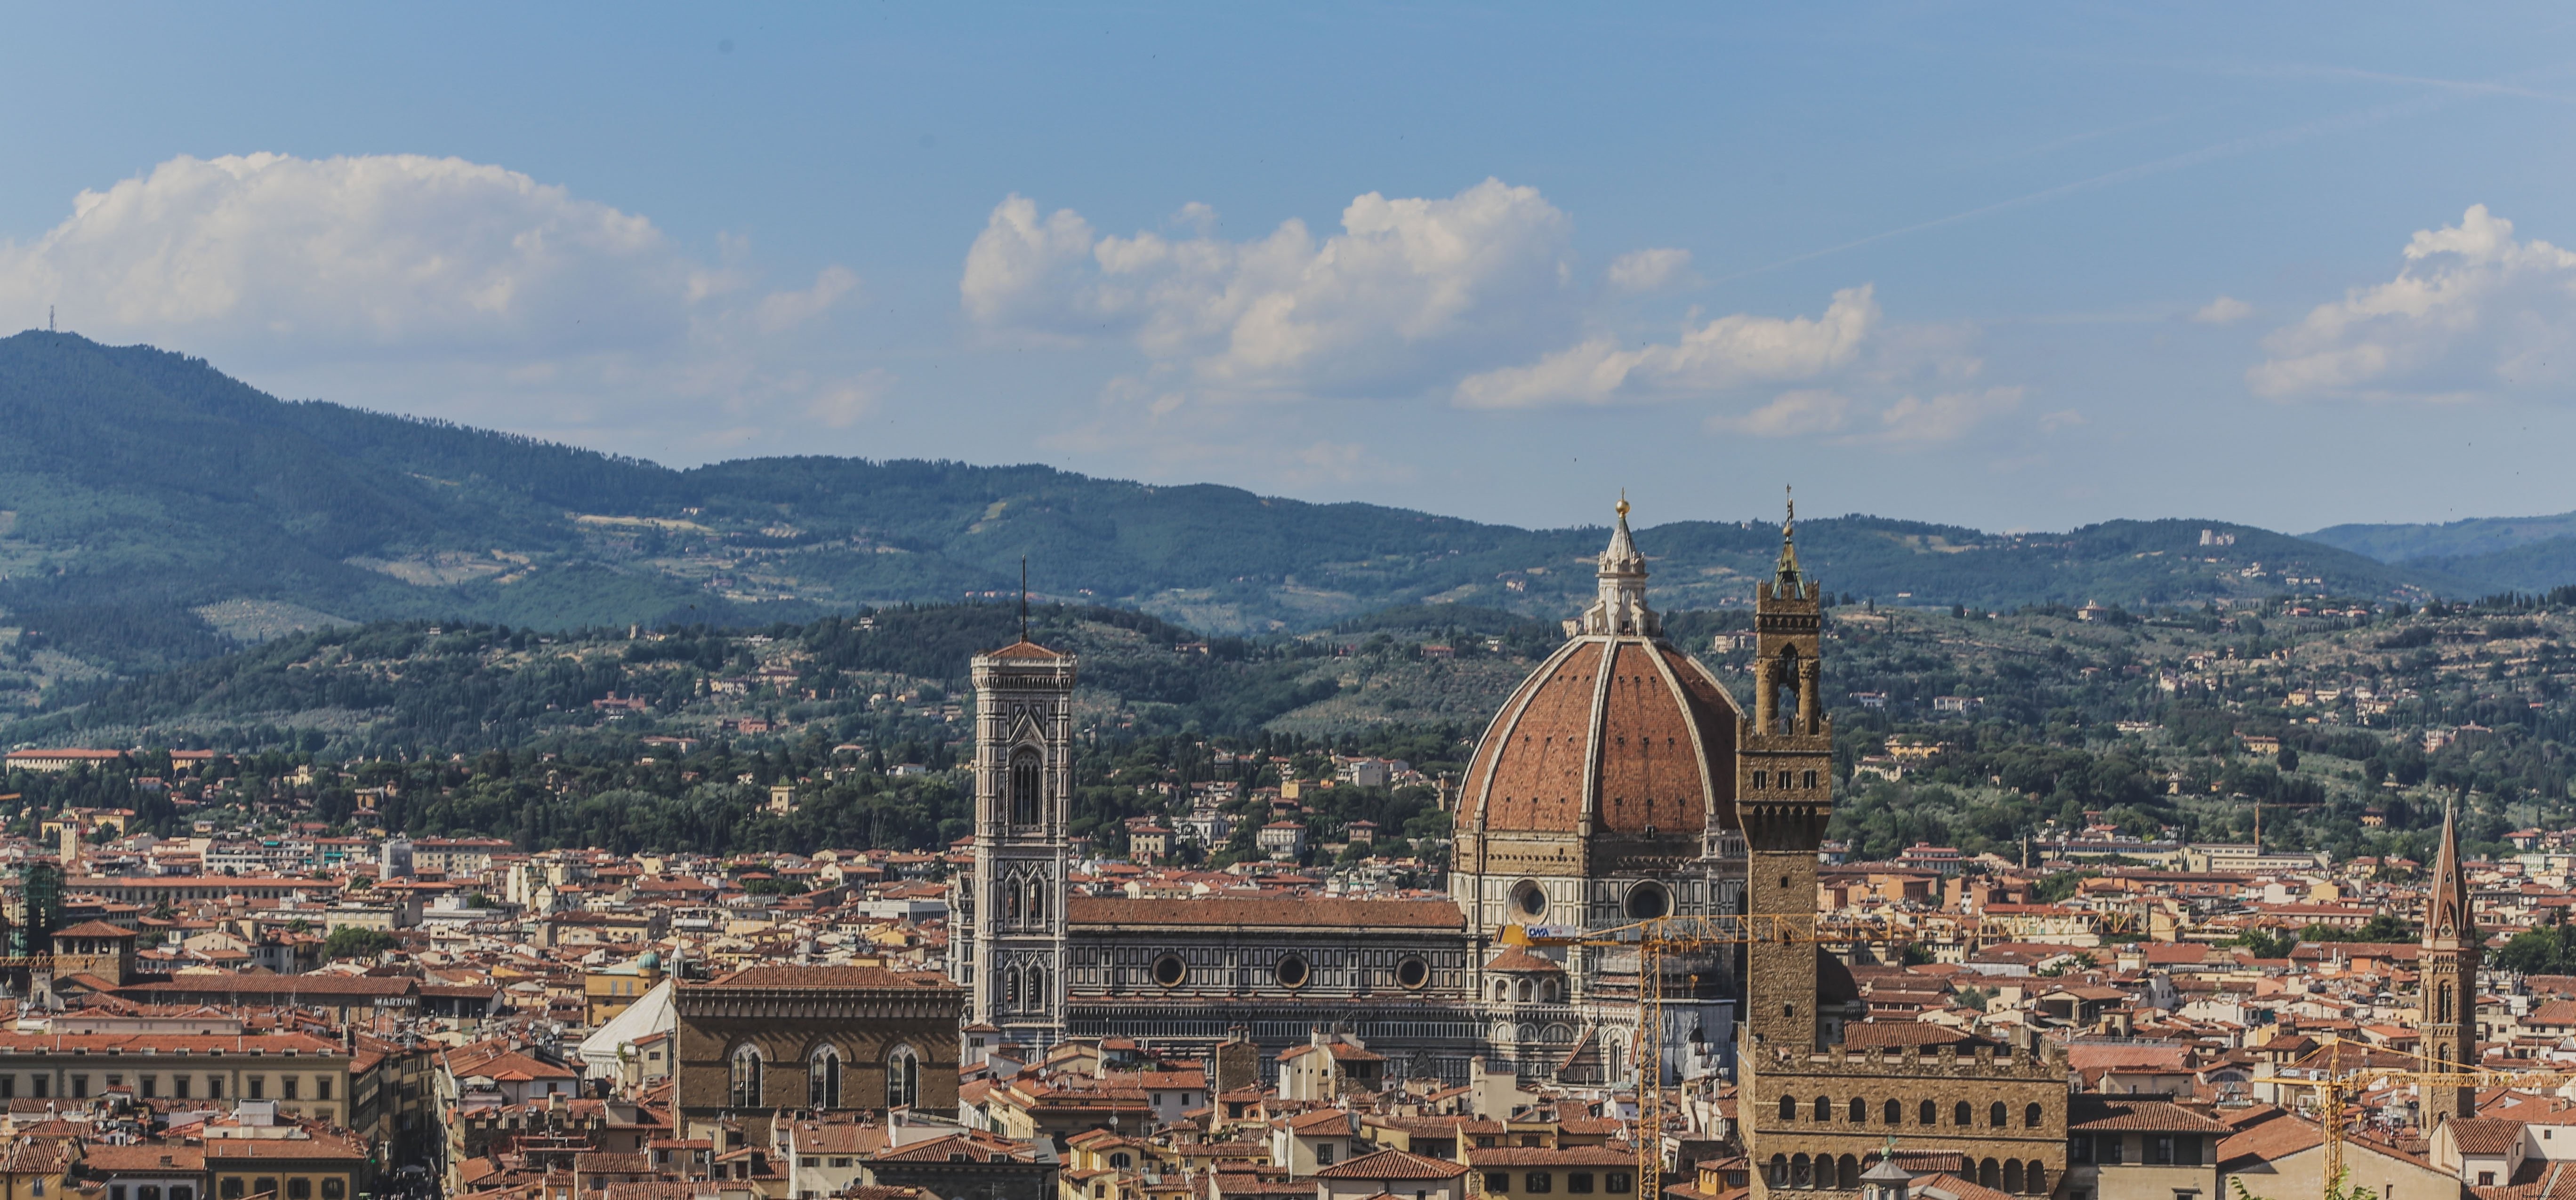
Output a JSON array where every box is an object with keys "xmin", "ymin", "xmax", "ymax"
[{"xmin": 1456, "ymin": 500, "xmax": 1741, "ymax": 880}]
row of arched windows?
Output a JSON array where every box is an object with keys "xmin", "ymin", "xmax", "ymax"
[
  {"xmin": 1490, "ymin": 978, "xmax": 1563, "ymax": 1003},
  {"xmin": 728, "ymin": 1043, "xmax": 919, "ymax": 1110},
  {"xmin": 1778, "ymin": 1094, "xmax": 2043, "ymax": 1130},
  {"xmin": 999, "ymin": 872, "xmax": 1050, "ymax": 925},
  {"xmin": 1767, "ymin": 1155, "xmax": 2045, "ymax": 1194},
  {"xmin": 1004, "ymin": 964, "xmax": 1049, "ymax": 1013}
]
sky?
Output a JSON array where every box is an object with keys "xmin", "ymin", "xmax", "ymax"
[{"xmin": 4, "ymin": 4, "xmax": 2575, "ymax": 536}]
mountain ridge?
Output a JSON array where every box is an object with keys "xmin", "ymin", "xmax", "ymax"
[{"xmin": 0, "ymin": 330, "xmax": 2558, "ymax": 682}]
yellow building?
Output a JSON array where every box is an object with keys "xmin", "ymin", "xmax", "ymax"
[{"xmin": 584, "ymin": 952, "xmax": 668, "ymax": 1025}]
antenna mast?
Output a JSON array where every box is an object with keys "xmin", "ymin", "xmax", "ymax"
[{"xmin": 1019, "ymin": 556, "xmax": 1029, "ymax": 643}]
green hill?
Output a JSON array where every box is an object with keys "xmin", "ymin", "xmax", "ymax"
[{"xmin": 0, "ymin": 331, "xmax": 2557, "ymax": 683}]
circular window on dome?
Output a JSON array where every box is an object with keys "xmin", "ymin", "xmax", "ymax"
[
  {"xmin": 1151, "ymin": 954, "xmax": 1187, "ymax": 988},
  {"xmin": 1512, "ymin": 882, "xmax": 1548, "ymax": 919},
  {"xmin": 1395, "ymin": 956, "xmax": 1430, "ymax": 990},
  {"xmin": 1625, "ymin": 881, "xmax": 1671, "ymax": 920},
  {"xmin": 1275, "ymin": 954, "xmax": 1310, "ymax": 988}
]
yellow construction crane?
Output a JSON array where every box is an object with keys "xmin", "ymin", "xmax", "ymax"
[
  {"xmin": 1510, "ymin": 910, "xmax": 2143, "ymax": 1200},
  {"xmin": 2303, "ymin": 1035, "xmax": 2576, "ymax": 1186}
]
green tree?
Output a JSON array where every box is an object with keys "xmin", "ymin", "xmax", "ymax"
[{"xmin": 322, "ymin": 926, "xmax": 398, "ymax": 960}]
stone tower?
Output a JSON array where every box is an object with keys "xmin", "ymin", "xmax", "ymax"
[
  {"xmin": 1739, "ymin": 496, "xmax": 1831, "ymax": 1055},
  {"xmin": 954, "ymin": 635, "xmax": 1077, "ymax": 1051},
  {"xmin": 2421, "ymin": 797, "xmax": 2478, "ymax": 1124}
]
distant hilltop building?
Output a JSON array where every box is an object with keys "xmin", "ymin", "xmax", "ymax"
[{"xmin": 2199, "ymin": 528, "xmax": 2237, "ymax": 547}]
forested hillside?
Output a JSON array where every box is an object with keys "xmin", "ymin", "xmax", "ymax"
[{"xmin": 0, "ymin": 330, "xmax": 2565, "ymax": 687}]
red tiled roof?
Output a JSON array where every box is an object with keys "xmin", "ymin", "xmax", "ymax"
[
  {"xmin": 2067, "ymin": 1097, "xmax": 2233, "ymax": 1133},
  {"xmin": 984, "ymin": 641, "xmax": 1069, "ymax": 660},
  {"xmin": 700, "ymin": 965, "xmax": 958, "ymax": 991},
  {"xmin": 1312, "ymin": 1150, "xmax": 1470, "ymax": 1181}
]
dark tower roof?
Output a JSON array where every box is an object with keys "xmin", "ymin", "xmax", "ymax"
[{"xmin": 2426, "ymin": 798, "xmax": 2472, "ymax": 943}]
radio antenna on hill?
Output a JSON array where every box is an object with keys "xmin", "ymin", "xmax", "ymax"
[{"xmin": 48, "ymin": 306, "xmax": 54, "ymax": 333}]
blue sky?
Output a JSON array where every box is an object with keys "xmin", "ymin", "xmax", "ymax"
[{"xmin": 4, "ymin": 4, "xmax": 2575, "ymax": 535}]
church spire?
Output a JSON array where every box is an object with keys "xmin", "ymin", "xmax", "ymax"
[
  {"xmin": 2420, "ymin": 792, "xmax": 2479, "ymax": 1123},
  {"xmin": 2428, "ymin": 795, "xmax": 2471, "ymax": 942},
  {"xmin": 1578, "ymin": 494, "xmax": 1656, "ymax": 637}
]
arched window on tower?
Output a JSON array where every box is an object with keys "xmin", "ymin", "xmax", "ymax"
[
  {"xmin": 1010, "ymin": 748, "xmax": 1043, "ymax": 826},
  {"xmin": 729, "ymin": 1045, "xmax": 763, "ymax": 1109},
  {"xmin": 2438, "ymin": 983, "xmax": 2455, "ymax": 1024},
  {"xmin": 1026, "ymin": 964, "xmax": 1046, "ymax": 1012},
  {"xmin": 1004, "ymin": 967, "xmax": 1021, "ymax": 1012},
  {"xmin": 1027, "ymin": 877, "xmax": 1046, "ymax": 925},
  {"xmin": 809, "ymin": 1046, "xmax": 842, "ymax": 1109},
  {"xmin": 1774, "ymin": 648, "xmax": 1802, "ymax": 735},
  {"xmin": 887, "ymin": 1045, "xmax": 920, "ymax": 1110},
  {"xmin": 1006, "ymin": 878, "xmax": 1022, "ymax": 922}
]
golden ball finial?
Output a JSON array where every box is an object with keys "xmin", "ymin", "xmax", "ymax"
[{"xmin": 1616, "ymin": 492, "xmax": 1630, "ymax": 520}]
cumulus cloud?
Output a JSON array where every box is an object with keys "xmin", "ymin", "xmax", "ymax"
[
  {"xmin": 2192, "ymin": 296, "xmax": 2254, "ymax": 324},
  {"xmin": 1705, "ymin": 389, "xmax": 1853, "ymax": 438},
  {"xmin": 962, "ymin": 179, "xmax": 1581, "ymax": 396},
  {"xmin": 2248, "ymin": 205, "xmax": 2576, "ymax": 400},
  {"xmin": 1606, "ymin": 248, "xmax": 1693, "ymax": 293},
  {"xmin": 0, "ymin": 153, "xmax": 872, "ymax": 456},
  {"xmin": 1869, "ymin": 387, "xmax": 2026, "ymax": 443},
  {"xmin": 1453, "ymin": 286, "xmax": 1879, "ymax": 408}
]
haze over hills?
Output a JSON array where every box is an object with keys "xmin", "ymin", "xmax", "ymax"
[{"xmin": 0, "ymin": 330, "xmax": 2568, "ymax": 678}]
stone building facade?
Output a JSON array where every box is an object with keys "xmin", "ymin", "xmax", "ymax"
[{"xmin": 673, "ymin": 965, "xmax": 964, "ymax": 1146}]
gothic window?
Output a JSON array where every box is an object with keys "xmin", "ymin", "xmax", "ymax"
[
  {"xmin": 1011, "ymin": 748, "xmax": 1042, "ymax": 825},
  {"xmin": 1026, "ymin": 965, "xmax": 1046, "ymax": 1011},
  {"xmin": 1004, "ymin": 967, "xmax": 1022, "ymax": 1012},
  {"xmin": 887, "ymin": 1045, "xmax": 919, "ymax": 1110},
  {"xmin": 729, "ymin": 1045, "xmax": 763, "ymax": 1109},
  {"xmin": 1752, "ymin": 770, "xmax": 1768, "ymax": 791},
  {"xmin": 1778, "ymin": 1096, "xmax": 1795, "ymax": 1123},
  {"xmin": 1812, "ymin": 1096, "xmax": 1831, "ymax": 1121},
  {"xmin": 1774, "ymin": 649, "xmax": 1801, "ymax": 734},
  {"xmin": 1028, "ymin": 878, "xmax": 1046, "ymax": 924},
  {"xmin": 1954, "ymin": 1101, "xmax": 1971, "ymax": 1126},
  {"xmin": 1989, "ymin": 1101, "xmax": 2007, "ymax": 1127},
  {"xmin": 1005, "ymin": 878, "xmax": 1022, "ymax": 922},
  {"xmin": 2438, "ymin": 983, "xmax": 2455, "ymax": 1024},
  {"xmin": 1848, "ymin": 1097, "xmax": 1866, "ymax": 1123},
  {"xmin": 1884, "ymin": 1099, "xmax": 1901, "ymax": 1125},
  {"xmin": 809, "ymin": 1046, "xmax": 842, "ymax": 1109},
  {"xmin": 1918, "ymin": 1099, "xmax": 1935, "ymax": 1125}
]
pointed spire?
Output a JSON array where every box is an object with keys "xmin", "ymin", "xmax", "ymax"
[
  {"xmin": 1600, "ymin": 491, "xmax": 1642, "ymax": 574},
  {"xmin": 1775, "ymin": 485, "xmax": 1803, "ymax": 590},
  {"xmin": 1019, "ymin": 556, "xmax": 1030, "ymax": 644},
  {"xmin": 2427, "ymin": 794, "xmax": 2471, "ymax": 944}
]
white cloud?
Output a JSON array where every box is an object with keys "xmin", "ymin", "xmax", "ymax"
[
  {"xmin": 1606, "ymin": 248, "xmax": 1692, "ymax": 293},
  {"xmin": 2191, "ymin": 296, "xmax": 2254, "ymax": 324},
  {"xmin": 2248, "ymin": 204, "xmax": 2576, "ymax": 400},
  {"xmin": 0, "ymin": 153, "xmax": 872, "ymax": 457},
  {"xmin": 756, "ymin": 266, "xmax": 860, "ymax": 334},
  {"xmin": 962, "ymin": 178, "xmax": 1580, "ymax": 396},
  {"xmin": 1868, "ymin": 387, "xmax": 2026, "ymax": 444},
  {"xmin": 1706, "ymin": 389, "xmax": 1853, "ymax": 438},
  {"xmin": 1453, "ymin": 286, "xmax": 1879, "ymax": 408},
  {"xmin": 805, "ymin": 369, "xmax": 894, "ymax": 428}
]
